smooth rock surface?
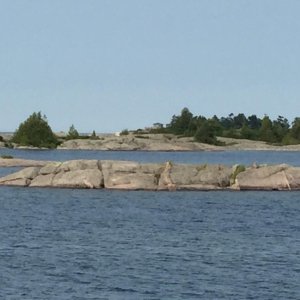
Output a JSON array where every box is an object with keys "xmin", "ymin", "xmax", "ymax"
[
  {"xmin": 158, "ymin": 163, "xmax": 231, "ymax": 190},
  {"xmin": 0, "ymin": 167, "xmax": 40, "ymax": 185},
  {"xmin": 1, "ymin": 178, "xmax": 30, "ymax": 186},
  {"xmin": 101, "ymin": 160, "xmax": 162, "ymax": 190},
  {"xmin": 0, "ymin": 158, "xmax": 52, "ymax": 167},
  {"xmin": 58, "ymin": 134, "xmax": 220, "ymax": 151},
  {"xmin": 57, "ymin": 134, "xmax": 300, "ymax": 151},
  {"xmin": 39, "ymin": 162, "xmax": 62, "ymax": 175},
  {"xmin": 58, "ymin": 160, "xmax": 100, "ymax": 172},
  {"xmin": 30, "ymin": 173, "xmax": 56, "ymax": 187},
  {"xmin": 51, "ymin": 169, "xmax": 103, "ymax": 189},
  {"xmin": 2, "ymin": 159, "xmax": 300, "ymax": 190},
  {"xmin": 234, "ymin": 164, "xmax": 300, "ymax": 190}
]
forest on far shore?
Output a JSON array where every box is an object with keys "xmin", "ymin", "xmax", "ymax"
[
  {"xmin": 3, "ymin": 109, "xmax": 300, "ymax": 149},
  {"xmin": 145, "ymin": 108, "xmax": 300, "ymax": 145}
]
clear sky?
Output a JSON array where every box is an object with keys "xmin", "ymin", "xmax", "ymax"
[{"xmin": 1, "ymin": 0, "xmax": 300, "ymax": 133}]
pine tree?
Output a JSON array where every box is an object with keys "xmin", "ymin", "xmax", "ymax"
[{"xmin": 12, "ymin": 112, "xmax": 58, "ymax": 148}]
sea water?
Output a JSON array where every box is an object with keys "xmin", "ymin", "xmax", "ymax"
[
  {"xmin": 0, "ymin": 187, "xmax": 299, "ymax": 299},
  {"xmin": 1, "ymin": 148, "xmax": 300, "ymax": 165},
  {"xmin": 0, "ymin": 150, "xmax": 299, "ymax": 299}
]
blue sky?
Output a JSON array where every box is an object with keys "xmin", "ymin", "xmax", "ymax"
[{"xmin": 1, "ymin": 0, "xmax": 300, "ymax": 132}]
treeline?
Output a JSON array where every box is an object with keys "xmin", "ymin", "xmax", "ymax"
[
  {"xmin": 150, "ymin": 108, "xmax": 300, "ymax": 145},
  {"xmin": 4, "ymin": 109, "xmax": 300, "ymax": 149}
]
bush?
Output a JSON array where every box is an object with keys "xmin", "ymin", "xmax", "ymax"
[
  {"xmin": 1, "ymin": 155, "xmax": 13, "ymax": 159},
  {"xmin": 4, "ymin": 141, "xmax": 13, "ymax": 148},
  {"xmin": 11, "ymin": 112, "xmax": 58, "ymax": 148},
  {"xmin": 282, "ymin": 132, "xmax": 300, "ymax": 145},
  {"xmin": 90, "ymin": 130, "xmax": 98, "ymax": 140},
  {"xmin": 134, "ymin": 135, "xmax": 149, "ymax": 139},
  {"xmin": 194, "ymin": 122, "xmax": 218, "ymax": 145},
  {"xmin": 120, "ymin": 129, "xmax": 129, "ymax": 136}
]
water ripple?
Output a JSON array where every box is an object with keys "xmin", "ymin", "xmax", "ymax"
[{"xmin": 0, "ymin": 188, "xmax": 299, "ymax": 299}]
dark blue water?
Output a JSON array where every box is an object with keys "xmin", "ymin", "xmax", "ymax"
[
  {"xmin": 0, "ymin": 187, "xmax": 299, "ymax": 299},
  {"xmin": 1, "ymin": 148, "xmax": 300, "ymax": 165},
  {"xmin": 0, "ymin": 167, "xmax": 22, "ymax": 177}
]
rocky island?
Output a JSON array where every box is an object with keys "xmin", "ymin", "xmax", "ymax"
[
  {"xmin": 56, "ymin": 134, "xmax": 300, "ymax": 151},
  {"xmin": 1, "ymin": 159, "xmax": 300, "ymax": 191},
  {"xmin": 4, "ymin": 108, "xmax": 300, "ymax": 152}
]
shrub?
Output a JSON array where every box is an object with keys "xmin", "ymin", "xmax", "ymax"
[
  {"xmin": 1, "ymin": 155, "xmax": 13, "ymax": 159},
  {"xmin": 134, "ymin": 135, "xmax": 149, "ymax": 139},
  {"xmin": 11, "ymin": 112, "xmax": 58, "ymax": 148},
  {"xmin": 90, "ymin": 130, "xmax": 98, "ymax": 140},
  {"xmin": 231, "ymin": 165, "xmax": 246, "ymax": 182},
  {"xmin": 194, "ymin": 122, "xmax": 218, "ymax": 145},
  {"xmin": 120, "ymin": 129, "xmax": 129, "ymax": 136},
  {"xmin": 4, "ymin": 141, "xmax": 13, "ymax": 148}
]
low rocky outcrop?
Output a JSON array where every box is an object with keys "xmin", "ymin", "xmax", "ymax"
[
  {"xmin": 0, "ymin": 158, "xmax": 52, "ymax": 167},
  {"xmin": 29, "ymin": 160, "xmax": 103, "ymax": 189},
  {"xmin": 233, "ymin": 164, "xmax": 300, "ymax": 190},
  {"xmin": 58, "ymin": 134, "xmax": 220, "ymax": 151},
  {"xmin": 0, "ymin": 166, "xmax": 40, "ymax": 186},
  {"xmin": 1, "ymin": 159, "xmax": 300, "ymax": 190},
  {"xmin": 101, "ymin": 160, "xmax": 162, "ymax": 190},
  {"xmin": 158, "ymin": 162, "xmax": 232, "ymax": 190},
  {"xmin": 55, "ymin": 134, "xmax": 300, "ymax": 151}
]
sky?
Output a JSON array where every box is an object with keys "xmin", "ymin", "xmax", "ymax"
[{"xmin": 1, "ymin": 0, "xmax": 300, "ymax": 133}]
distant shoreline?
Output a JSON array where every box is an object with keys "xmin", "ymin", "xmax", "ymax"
[{"xmin": 2, "ymin": 134, "xmax": 300, "ymax": 152}]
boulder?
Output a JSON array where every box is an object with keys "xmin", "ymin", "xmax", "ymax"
[
  {"xmin": 31, "ymin": 160, "xmax": 103, "ymax": 188},
  {"xmin": 30, "ymin": 173, "xmax": 56, "ymax": 187},
  {"xmin": 234, "ymin": 164, "xmax": 292, "ymax": 190},
  {"xmin": 58, "ymin": 160, "xmax": 100, "ymax": 172},
  {"xmin": 2, "ymin": 159, "xmax": 300, "ymax": 191},
  {"xmin": 0, "ymin": 167, "xmax": 40, "ymax": 186},
  {"xmin": 285, "ymin": 167, "xmax": 300, "ymax": 189},
  {"xmin": 158, "ymin": 161, "xmax": 176, "ymax": 190},
  {"xmin": 158, "ymin": 163, "xmax": 231, "ymax": 190},
  {"xmin": 39, "ymin": 162, "xmax": 62, "ymax": 175},
  {"xmin": 101, "ymin": 160, "xmax": 162, "ymax": 190},
  {"xmin": 52, "ymin": 169, "xmax": 103, "ymax": 188},
  {"xmin": 1, "ymin": 178, "xmax": 30, "ymax": 187}
]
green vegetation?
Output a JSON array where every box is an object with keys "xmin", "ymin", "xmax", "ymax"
[
  {"xmin": 11, "ymin": 112, "xmax": 58, "ymax": 148},
  {"xmin": 4, "ymin": 141, "xmax": 13, "ymax": 148},
  {"xmin": 66, "ymin": 124, "xmax": 80, "ymax": 140},
  {"xmin": 1, "ymin": 155, "xmax": 13, "ymax": 159},
  {"xmin": 134, "ymin": 135, "xmax": 150, "ymax": 139},
  {"xmin": 152, "ymin": 107, "xmax": 300, "ymax": 146},
  {"xmin": 120, "ymin": 129, "xmax": 129, "ymax": 136},
  {"xmin": 8, "ymin": 108, "xmax": 300, "ymax": 148},
  {"xmin": 90, "ymin": 130, "xmax": 98, "ymax": 140},
  {"xmin": 231, "ymin": 165, "xmax": 246, "ymax": 182}
]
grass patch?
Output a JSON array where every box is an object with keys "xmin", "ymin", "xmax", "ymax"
[{"xmin": 231, "ymin": 165, "xmax": 246, "ymax": 182}]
